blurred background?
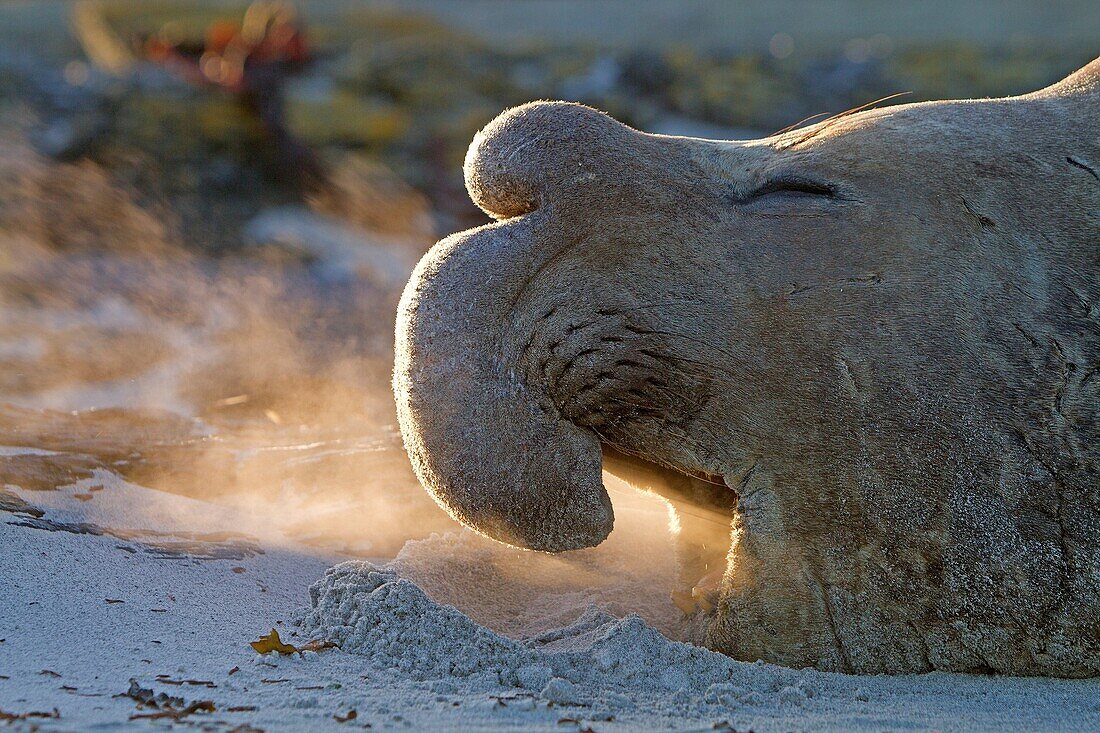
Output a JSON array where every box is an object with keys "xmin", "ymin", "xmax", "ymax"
[{"xmin": 0, "ymin": 1, "xmax": 1095, "ymax": 566}]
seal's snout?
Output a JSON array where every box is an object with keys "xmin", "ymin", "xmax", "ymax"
[{"xmin": 464, "ymin": 101, "xmax": 637, "ymax": 220}]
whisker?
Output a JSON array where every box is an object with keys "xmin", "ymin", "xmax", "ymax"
[
  {"xmin": 770, "ymin": 110, "xmax": 832, "ymax": 137},
  {"xmin": 779, "ymin": 91, "xmax": 912, "ymax": 149}
]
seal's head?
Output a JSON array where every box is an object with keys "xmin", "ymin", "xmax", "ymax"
[{"xmin": 395, "ymin": 60, "xmax": 1100, "ymax": 675}]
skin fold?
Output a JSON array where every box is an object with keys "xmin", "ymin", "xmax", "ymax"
[{"xmin": 394, "ymin": 59, "xmax": 1100, "ymax": 676}]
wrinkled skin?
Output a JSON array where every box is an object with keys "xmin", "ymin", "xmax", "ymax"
[{"xmin": 394, "ymin": 59, "xmax": 1100, "ymax": 676}]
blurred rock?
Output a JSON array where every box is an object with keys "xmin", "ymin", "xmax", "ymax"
[
  {"xmin": 30, "ymin": 114, "xmax": 107, "ymax": 160},
  {"xmin": 619, "ymin": 50, "xmax": 675, "ymax": 99},
  {"xmin": 242, "ymin": 206, "xmax": 420, "ymax": 288},
  {"xmin": 559, "ymin": 56, "xmax": 620, "ymax": 101},
  {"xmin": 199, "ymin": 157, "xmax": 246, "ymax": 190},
  {"xmin": 807, "ymin": 56, "xmax": 883, "ymax": 99},
  {"xmin": 510, "ymin": 61, "xmax": 550, "ymax": 93}
]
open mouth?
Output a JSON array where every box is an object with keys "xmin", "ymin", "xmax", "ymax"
[{"xmin": 601, "ymin": 446, "xmax": 737, "ymax": 617}]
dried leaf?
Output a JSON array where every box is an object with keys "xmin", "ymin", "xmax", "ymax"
[
  {"xmin": 249, "ymin": 628, "xmax": 337, "ymax": 655},
  {"xmin": 155, "ymin": 675, "xmax": 216, "ymax": 688},
  {"xmin": 0, "ymin": 708, "xmax": 59, "ymax": 722},
  {"xmin": 249, "ymin": 628, "xmax": 297, "ymax": 655}
]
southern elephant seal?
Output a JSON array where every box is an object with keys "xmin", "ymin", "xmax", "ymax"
[{"xmin": 394, "ymin": 59, "xmax": 1100, "ymax": 676}]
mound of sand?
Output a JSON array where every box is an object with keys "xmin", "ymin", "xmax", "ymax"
[
  {"xmin": 300, "ymin": 560, "xmax": 823, "ymax": 712},
  {"xmin": 291, "ymin": 557, "xmax": 1100, "ymax": 730}
]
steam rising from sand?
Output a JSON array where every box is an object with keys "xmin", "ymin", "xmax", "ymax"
[{"xmin": 0, "ymin": 121, "xmax": 733, "ymax": 640}]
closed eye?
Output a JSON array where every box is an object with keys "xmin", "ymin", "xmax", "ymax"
[{"xmin": 731, "ymin": 176, "xmax": 837, "ymax": 204}]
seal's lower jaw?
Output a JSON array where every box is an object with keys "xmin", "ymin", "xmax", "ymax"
[
  {"xmin": 600, "ymin": 445, "xmax": 738, "ymax": 622},
  {"xmin": 394, "ymin": 220, "xmax": 616, "ymax": 554}
]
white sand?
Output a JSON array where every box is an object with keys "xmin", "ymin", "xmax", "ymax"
[{"xmin": 2, "ymin": 473, "xmax": 1098, "ymax": 732}]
